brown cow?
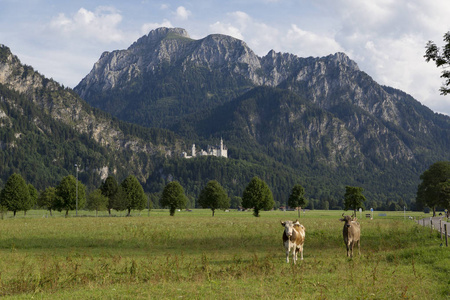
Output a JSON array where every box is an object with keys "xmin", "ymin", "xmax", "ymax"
[
  {"xmin": 340, "ymin": 213, "xmax": 361, "ymax": 257},
  {"xmin": 281, "ymin": 220, "xmax": 306, "ymax": 264}
]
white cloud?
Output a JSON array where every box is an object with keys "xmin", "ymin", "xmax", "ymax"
[
  {"xmin": 208, "ymin": 11, "xmax": 341, "ymax": 57},
  {"xmin": 209, "ymin": 11, "xmax": 278, "ymax": 54},
  {"xmin": 209, "ymin": 22, "xmax": 244, "ymax": 40},
  {"xmin": 48, "ymin": 7, "xmax": 125, "ymax": 44},
  {"xmin": 316, "ymin": 0, "xmax": 450, "ymax": 115},
  {"xmin": 175, "ymin": 6, "xmax": 191, "ymax": 21},
  {"xmin": 283, "ymin": 24, "xmax": 343, "ymax": 57},
  {"xmin": 141, "ymin": 19, "xmax": 173, "ymax": 35}
]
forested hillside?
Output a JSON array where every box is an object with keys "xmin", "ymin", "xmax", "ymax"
[
  {"xmin": 0, "ymin": 45, "xmax": 183, "ymax": 190},
  {"xmin": 154, "ymin": 87, "xmax": 428, "ymax": 209}
]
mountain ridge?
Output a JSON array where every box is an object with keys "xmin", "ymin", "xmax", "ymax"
[{"xmin": 73, "ymin": 27, "xmax": 449, "ymax": 206}]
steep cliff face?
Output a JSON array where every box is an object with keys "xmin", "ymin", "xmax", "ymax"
[{"xmin": 76, "ymin": 28, "xmax": 261, "ymax": 98}]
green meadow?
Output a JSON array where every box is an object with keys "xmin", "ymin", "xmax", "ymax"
[{"xmin": 0, "ymin": 209, "xmax": 448, "ymax": 299}]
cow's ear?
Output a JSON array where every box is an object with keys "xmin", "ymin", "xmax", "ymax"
[
  {"xmin": 339, "ymin": 218, "xmax": 344, "ymax": 222},
  {"xmin": 353, "ymin": 217, "xmax": 357, "ymax": 221},
  {"xmin": 281, "ymin": 221, "xmax": 285, "ymax": 226}
]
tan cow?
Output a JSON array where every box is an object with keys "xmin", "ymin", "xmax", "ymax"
[
  {"xmin": 281, "ymin": 220, "xmax": 306, "ymax": 264},
  {"xmin": 340, "ymin": 213, "xmax": 361, "ymax": 257}
]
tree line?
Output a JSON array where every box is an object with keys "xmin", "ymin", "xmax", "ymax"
[{"xmin": 0, "ymin": 161, "xmax": 447, "ymax": 217}]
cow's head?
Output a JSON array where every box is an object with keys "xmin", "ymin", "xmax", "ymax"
[
  {"xmin": 340, "ymin": 214, "xmax": 354, "ymax": 228},
  {"xmin": 281, "ymin": 220, "xmax": 298, "ymax": 236}
]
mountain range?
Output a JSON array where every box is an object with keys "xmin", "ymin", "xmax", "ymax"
[{"xmin": 1, "ymin": 27, "xmax": 449, "ymax": 209}]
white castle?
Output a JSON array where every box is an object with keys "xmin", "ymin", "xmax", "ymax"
[{"xmin": 182, "ymin": 138, "xmax": 228, "ymax": 159}]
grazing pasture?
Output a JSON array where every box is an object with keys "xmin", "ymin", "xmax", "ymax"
[{"xmin": 0, "ymin": 210, "xmax": 448, "ymax": 299}]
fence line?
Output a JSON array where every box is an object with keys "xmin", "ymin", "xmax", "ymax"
[{"xmin": 415, "ymin": 216, "xmax": 449, "ymax": 246}]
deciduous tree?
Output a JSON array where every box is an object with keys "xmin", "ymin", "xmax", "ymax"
[
  {"xmin": 343, "ymin": 186, "xmax": 366, "ymax": 216},
  {"xmin": 230, "ymin": 196, "xmax": 242, "ymax": 209},
  {"xmin": 87, "ymin": 188, "xmax": 108, "ymax": 216},
  {"xmin": 198, "ymin": 180, "xmax": 230, "ymax": 216},
  {"xmin": 242, "ymin": 176, "xmax": 274, "ymax": 217},
  {"xmin": 288, "ymin": 184, "xmax": 307, "ymax": 218},
  {"xmin": 417, "ymin": 161, "xmax": 450, "ymax": 216},
  {"xmin": 438, "ymin": 180, "xmax": 450, "ymax": 218},
  {"xmin": 0, "ymin": 173, "xmax": 29, "ymax": 216},
  {"xmin": 424, "ymin": 32, "xmax": 450, "ymax": 95},
  {"xmin": 101, "ymin": 175, "xmax": 118, "ymax": 215},
  {"xmin": 55, "ymin": 175, "xmax": 86, "ymax": 217},
  {"xmin": 26, "ymin": 183, "xmax": 38, "ymax": 216},
  {"xmin": 160, "ymin": 181, "xmax": 187, "ymax": 216},
  {"xmin": 37, "ymin": 186, "xmax": 57, "ymax": 216},
  {"xmin": 120, "ymin": 175, "xmax": 146, "ymax": 216}
]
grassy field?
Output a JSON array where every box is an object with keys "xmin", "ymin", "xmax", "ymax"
[{"xmin": 0, "ymin": 209, "xmax": 448, "ymax": 299}]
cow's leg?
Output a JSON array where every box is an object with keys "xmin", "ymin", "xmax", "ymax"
[
  {"xmin": 285, "ymin": 247, "xmax": 290, "ymax": 263},
  {"xmin": 299, "ymin": 245, "xmax": 303, "ymax": 260},
  {"xmin": 293, "ymin": 247, "xmax": 297, "ymax": 264},
  {"xmin": 346, "ymin": 243, "xmax": 350, "ymax": 257},
  {"xmin": 357, "ymin": 240, "xmax": 361, "ymax": 256},
  {"xmin": 349, "ymin": 242, "xmax": 353, "ymax": 258}
]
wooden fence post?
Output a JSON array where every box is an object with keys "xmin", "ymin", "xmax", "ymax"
[
  {"xmin": 441, "ymin": 220, "xmax": 443, "ymax": 241},
  {"xmin": 430, "ymin": 219, "xmax": 433, "ymax": 234},
  {"xmin": 445, "ymin": 224, "xmax": 448, "ymax": 247}
]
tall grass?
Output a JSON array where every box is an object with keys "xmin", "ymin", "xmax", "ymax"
[{"xmin": 0, "ymin": 210, "xmax": 448, "ymax": 299}]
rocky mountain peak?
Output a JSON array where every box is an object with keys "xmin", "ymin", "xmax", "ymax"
[
  {"xmin": 328, "ymin": 52, "xmax": 359, "ymax": 71},
  {"xmin": 74, "ymin": 27, "xmax": 449, "ymax": 141},
  {"xmin": 131, "ymin": 27, "xmax": 191, "ymax": 49}
]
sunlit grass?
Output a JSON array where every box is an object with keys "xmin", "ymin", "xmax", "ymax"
[{"xmin": 0, "ymin": 209, "xmax": 448, "ymax": 299}]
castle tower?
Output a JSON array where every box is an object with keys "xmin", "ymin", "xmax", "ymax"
[{"xmin": 192, "ymin": 144, "xmax": 196, "ymax": 157}]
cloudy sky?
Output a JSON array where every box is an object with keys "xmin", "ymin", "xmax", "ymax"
[{"xmin": 1, "ymin": 0, "xmax": 450, "ymax": 115}]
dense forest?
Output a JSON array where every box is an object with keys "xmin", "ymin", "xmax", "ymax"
[{"xmin": 0, "ymin": 81, "xmax": 437, "ymax": 211}]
